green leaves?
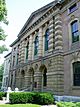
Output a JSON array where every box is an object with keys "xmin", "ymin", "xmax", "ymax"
[
  {"xmin": 0, "ymin": 45, "xmax": 8, "ymax": 53},
  {"xmin": 0, "ymin": 0, "xmax": 7, "ymax": 22},
  {"xmin": 0, "ymin": 0, "xmax": 8, "ymax": 54},
  {"xmin": 0, "ymin": 27, "xmax": 7, "ymax": 41}
]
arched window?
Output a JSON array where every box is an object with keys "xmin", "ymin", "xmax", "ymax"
[
  {"xmin": 73, "ymin": 61, "xmax": 80, "ymax": 86},
  {"xmin": 34, "ymin": 36, "xmax": 38, "ymax": 56},
  {"xmin": 71, "ymin": 20, "xmax": 79, "ymax": 43},
  {"xmin": 45, "ymin": 29, "xmax": 49, "ymax": 51},
  {"xmin": 43, "ymin": 68, "xmax": 47, "ymax": 86},
  {"xmin": 26, "ymin": 42, "xmax": 29, "ymax": 60}
]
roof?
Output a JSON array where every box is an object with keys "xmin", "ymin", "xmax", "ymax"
[
  {"xmin": 10, "ymin": 38, "xmax": 20, "ymax": 47},
  {"xmin": 10, "ymin": 0, "xmax": 65, "ymax": 47},
  {"xmin": 4, "ymin": 52, "xmax": 11, "ymax": 58},
  {"xmin": 17, "ymin": 0, "xmax": 57, "ymax": 37}
]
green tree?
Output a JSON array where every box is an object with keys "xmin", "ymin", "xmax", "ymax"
[{"xmin": 0, "ymin": 0, "xmax": 8, "ymax": 53}]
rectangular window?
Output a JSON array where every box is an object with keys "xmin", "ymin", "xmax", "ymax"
[
  {"xmin": 25, "ymin": 42, "xmax": 29, "ymax": 61},
  {"xmin": 71, "ymin": 21, "xmax": 79, "ymax": 43},
  {"xmin": 13, "ymin": 56, "xmax": 15, "ymax": 66},
  {"xmin": 73, "ymin": 62, "xmax": 80, "ymax": 86},
  {"xmin": 69, "ymin": 3, "xmax": 77, "ymax": 13},
  {"xmin": 26, "ymin": 47, "xmax": 28, "ymax": 60},
  {"xmin": 16, "ymin": 54, "xmax": 19, "ymax": 64}
]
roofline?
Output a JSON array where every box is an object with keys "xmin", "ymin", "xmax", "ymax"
[
  {"xmin": 10, "ymin": 0, "xmax": 65, "ymax": 47},
  {"xmin": 17, "ymin": 0, "xmax": 56, "ymax": 37},
  {"xmin": 4, "ymin": 52, "xmax": 11, "ymax": 58},
  {"xmin": 10, "ymin": 38, "xmax": 20, "ymax": 47}
]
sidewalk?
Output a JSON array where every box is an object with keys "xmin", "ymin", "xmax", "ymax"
[{"xmin": 0, "ymin": 100, "xmax": 8, "ymax": 104}]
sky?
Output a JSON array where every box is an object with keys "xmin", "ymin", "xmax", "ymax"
[{"xmin": 0, "ymin": 0, "xmax": 54, "ymax": 64}]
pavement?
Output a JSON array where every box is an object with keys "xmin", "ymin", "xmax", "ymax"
[{"xmin": 0, "ymin": 100, "xmax": 8, "ymax": 104}]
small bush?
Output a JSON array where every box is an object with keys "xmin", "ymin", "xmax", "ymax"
[
  {"xmin": 10, "ymin": 92, "xmax": 29, "ymax": 104},
  {"xmin": 0, "ymin": 92, "xmax": 6, "ymax": 100},
  {"xmin": 33, "ymin": 92, "xmax": 54, "ymax": 105},
  {"xmin": 9, "ymin": 92, "xmax": 54, "ymax": 105},
  {"xmin": 57, "ymin": 102, "xmax": 76, "ymax": 107}
]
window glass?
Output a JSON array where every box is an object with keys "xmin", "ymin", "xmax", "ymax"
[
  {"xmin": 73, "ymin": 62, "xmax": 80, "ymax": 86},
  {"xmin": 71, "ymin": 21, "xmax": 79, "ymax": 43},
  {"xmin": 34, "ymin": 36, "xmax": 38, "ymax": 56},
  {"xmin": 26, "ymin": 42, "xmax": 29, "ymax": 60},
  {"xmin": 69, "ymin": 4, "xmax": 77, "ymax": 13},
  {"xmin": 45, "ymin": 29, "xmax": 49, "ymax": 51}
]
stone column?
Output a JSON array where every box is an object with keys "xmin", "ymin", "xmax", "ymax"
[
  {"xmin": 38, "ymin": 27, "xmax": 43, "ymax": 57},
  {"xmin": 49, "ymin": 17, "xmax": 55, "ymax": 52},
  {"xmin": 28, "ymin": 34, "xmax": 33, "ymax": 61},
  {"xmin": 55, "ymin": 14, "xmax": 63, "ymax": 50}
]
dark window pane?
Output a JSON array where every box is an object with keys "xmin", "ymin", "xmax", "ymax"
[
  {"xmin": 43, "ymin": 69, "xmax": 47, "ymax": 86},
  {"xmin": 26, "ymin": 42, "xmax": 29, "ymax": 60},
  {"xmin": 69, "ymin": 4, "xmax": 77, "ymax": 13},
  {"xmin": 45, "ymin": 29, "xmax": 49, "ymax": 51},
  {"xmin": 73, "ymin": 62, "xmax": 80, "ymax": 86},
  {"xmin": 34, "ymin": 36, "xmax": 38, "ymax": 56}
]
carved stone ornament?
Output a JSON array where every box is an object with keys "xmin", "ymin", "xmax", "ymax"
[
  {"xmin": 70, "ymin": 15, "xmax": 75, "ymax": 21},
  {"xmin": 71, "ymin": 51, "xmax": 80, "ymax": 61}
]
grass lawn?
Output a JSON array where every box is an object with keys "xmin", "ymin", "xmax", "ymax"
[{"xmin": 0, "ymin": 104, "xmax": 40, "ymax": 107}]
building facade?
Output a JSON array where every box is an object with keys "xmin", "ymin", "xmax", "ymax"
[
  {"xmin": 8, "ymin": 0, "xmax": 80, "ymax": 96},
  {"xmin": 2, "ymin": 52, "xmax": 11, "ymax": 91}
]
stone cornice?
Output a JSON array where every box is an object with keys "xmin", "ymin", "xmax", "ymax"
[
  {"xmin": 18, "ymin": 2, "xmax": 62, "ymax": 39},
  {"xmin": 10, "ymin": 0, "xmax": 65, "ymax": 46}
]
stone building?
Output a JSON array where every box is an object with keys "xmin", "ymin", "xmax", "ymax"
[
  {"xmin": 8, "ymin": 0, "xmax": 80, "ymax": 96},
  {"xmin": 2, "ymin": 52, "xmax": 11, "ymax": 91}
]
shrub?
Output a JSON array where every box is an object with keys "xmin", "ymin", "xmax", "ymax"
[
  {"xmin": 0, "ymin": 92, "xmax": 6, "ymax": 100},
  {"xmin": 9, "ymin": 92, "xmax": 54, "ymax": 105},
  {"xmin": 10, "ymin": 92, "xmax": 32, "ymax": 104},
  {"xmin": 57, "ymin": 102, "xmax": 76, "ymax": 107},
  {"xmin": 76, "ymin": 102, "xmax": 80, "ymax": 107},
  {"xmin": 33, "ymin": 92, "xmax": 54, "ymax": 105}
]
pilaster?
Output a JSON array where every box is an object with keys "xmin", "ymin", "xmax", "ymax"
[
  {"xmin": 55, "ymin": 14, "xmax": 63, "ymax": 50},
  {"xmin": 28, "ymin": 35, "xmax": 33, "ymax": 61},
  {"xmin": 38, "ymin": 27, "xmax": 43, "ymax": 57},
  {"xmin": 48, "ymin": 17, "xmax": 55, "ymax": 52}
]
